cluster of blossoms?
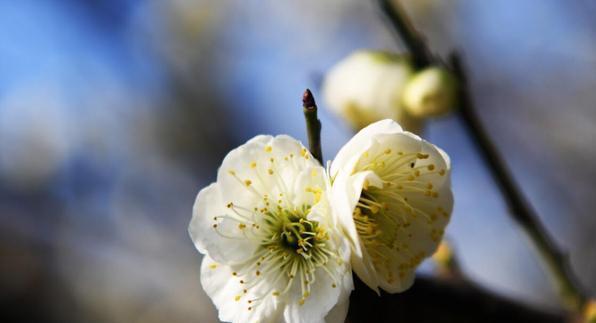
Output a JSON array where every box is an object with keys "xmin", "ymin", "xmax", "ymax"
[
  {"xmin": 189, "ymin": 119, "xmax": 453, "ymax": 323},
  {"xmin": 323, "ymin": 50, "xmax": 458, "ymax": 133}
]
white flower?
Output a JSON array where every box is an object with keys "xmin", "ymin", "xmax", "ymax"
[
  {"xmin": 330, "ymin": 119, "xmax": 453, "ymax": 293},
  {"xmin": 189, "ymin": 135, "xmax": 353, "ymax": 323},
  {"xmin": 322, "ymin": 50, "xmax": 423, "ymax": 133},
  {"xmin": 403, "ymin": 66, "xmax": 459, "ymax": 118}
]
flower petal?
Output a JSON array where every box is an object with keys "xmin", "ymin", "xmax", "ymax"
[
  {"xmin": 331, "ymin": 119, "xmax": 403, "ymax": 178},
  {"xmin": 190, "ymin": 183, "xmax": 258, "ymax": 264},
  {"xmin": 201, "ymin": 255, "xmax": 284, "ymax": 323}
]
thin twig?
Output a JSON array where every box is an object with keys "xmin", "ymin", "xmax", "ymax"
[
  {"xmin": 375, "ymin": 0, "xmax": 587, "ymax": 311},
  {"xmin": 302, "ymin": 89, "xmax": 323, "ymax": 164}
]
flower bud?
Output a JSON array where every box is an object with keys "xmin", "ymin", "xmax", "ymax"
[
  {"xmin": 323, "ymin": 50, "xmax": 423, "ymax": 133},
  {"xmin": 403, "ymin": 66, "xmax": 458, "ymax": 118},
  {"xmin": 584, "ymin": 299, "xmax": 596, "ymax": 323}
]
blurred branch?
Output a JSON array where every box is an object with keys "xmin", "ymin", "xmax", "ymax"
[
  {"xmin": 375, "ymin": 0, "xmax": 587, "ymax": 313},
  {"xmin": 302, "ymin": 89, "xmax": 323, "ymax": 164},
  {"xmin": 375, "ymin": 0, "xmax": 433, "ymax": 69},
  {"xmin": 449, "ymin": 53, "xmax": 586, "ymax": 311},
  {"xmin": 347, "ymin": 275, "xmax": 565, "ymax": 323}
]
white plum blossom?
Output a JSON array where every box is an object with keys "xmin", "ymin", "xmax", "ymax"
[
  {"xmin": 330, "ymin": 119, "xmax": 453, "ymax": 293},
  {"xmin": 189, "ymin": 135, "xmax": 353, "ymax": 323},
  {"xmin": 322, "ymin": 50, "xmax": 423, "ymax": 133}
]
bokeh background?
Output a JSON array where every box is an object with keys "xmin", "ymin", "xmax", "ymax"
[{"xmin": 1, "ymin": 0, "xmax": 595, "ymax": 322}]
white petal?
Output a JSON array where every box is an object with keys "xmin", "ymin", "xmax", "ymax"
[
  {"xmin": 324, "ymin": 296, "xmax": 350, "ymax": 323},
  {"xmin": 350, "ymin": 246, "xmax": 380, "ymax": 294},
  {"xmin": 291, "ymin": 165, "xmax": 327, "ymax": 209},
  {"xmin": 331, "ymin": 119, "xmax": 403, "ymax": 178},
  {"xmin": 201, "ymin": 255, "xmax": 284, "ymax": 323},
  {"xmin": 216, "ymin": 135, "xmax": 318, "ymax": 212},
  {"xmin": 190, "ymin": 183, "xmax": 258, "ymax": 264}
]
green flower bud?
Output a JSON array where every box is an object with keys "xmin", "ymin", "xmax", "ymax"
[{"xmin": 403, "ymin": 67, "xmax": 458, "ymax": 118}]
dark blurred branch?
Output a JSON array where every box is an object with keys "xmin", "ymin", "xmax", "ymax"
[
  {"xmin": 449, "ymin": 53, "xmax": 586, "ymax": 311},
  {"xmin": 375, "ymin": 0, "xmax": 433, "ymax": 69},
  {"xmin": 347, "ymin": 275, "xmax": 565, "ymax": 323},
  {"xmin": 375, "ymin": 0, "xmax": 587, "ymax": 312},
  {"xmin": 302, "ymin": 89, "xmax": 323, "ymax": 165}
]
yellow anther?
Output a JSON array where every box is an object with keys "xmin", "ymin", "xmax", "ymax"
[
  {"xmin": 272, "ymin": 291, "xmax": 280, "ymax": 296},
  {"xmin": 384, "ymin": 148, "xmax": 392, "ymax": 154},
  {"xmin": 268, "ymin": 169, "xmax": 274, "ymax": 175},
  {"xmin": 439, "ymin": 169, "xmax": 446, "ymax": 176},
  {"xmin": 238, "ymin": 223, "xmax": 246, "ymax": 229},
  {"xmin": 250, "ymin": 161, "xmax": 257, "ymax": 169},
  {"xmin": 227, "ymin": 202, "xmax": 233, "ymax": 208},
  {"xmin": 209, "ymin": 264, "xmax": 217, "ymax": 269},
  {"xmin": 417, "ymin": 153, "xmax": 429, "ymax": 159},
  {"xmin": 427, "ymin": 164, "xmax": 435, "ymax": 171},
  {"xmin": 232, "ymin": 272, "xmax": 237, "ymax": 276},
  {"xmin": 228, "ymin": 170, "xmax": 236, "ymax": 175},
  {"xmin": 244, "ymin": 179, "xmax": 252, "ymax": 186},
  {"xmin": 363, "ymin": 179, "xmax": 370, "ymax": 190},
  {"xmin": 235, "ymin": 295, "xmax": 241, "ymax": 301},
  {"xmin": 265, "ymin": 145, "xmax": 272, "ymax": 152}
]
